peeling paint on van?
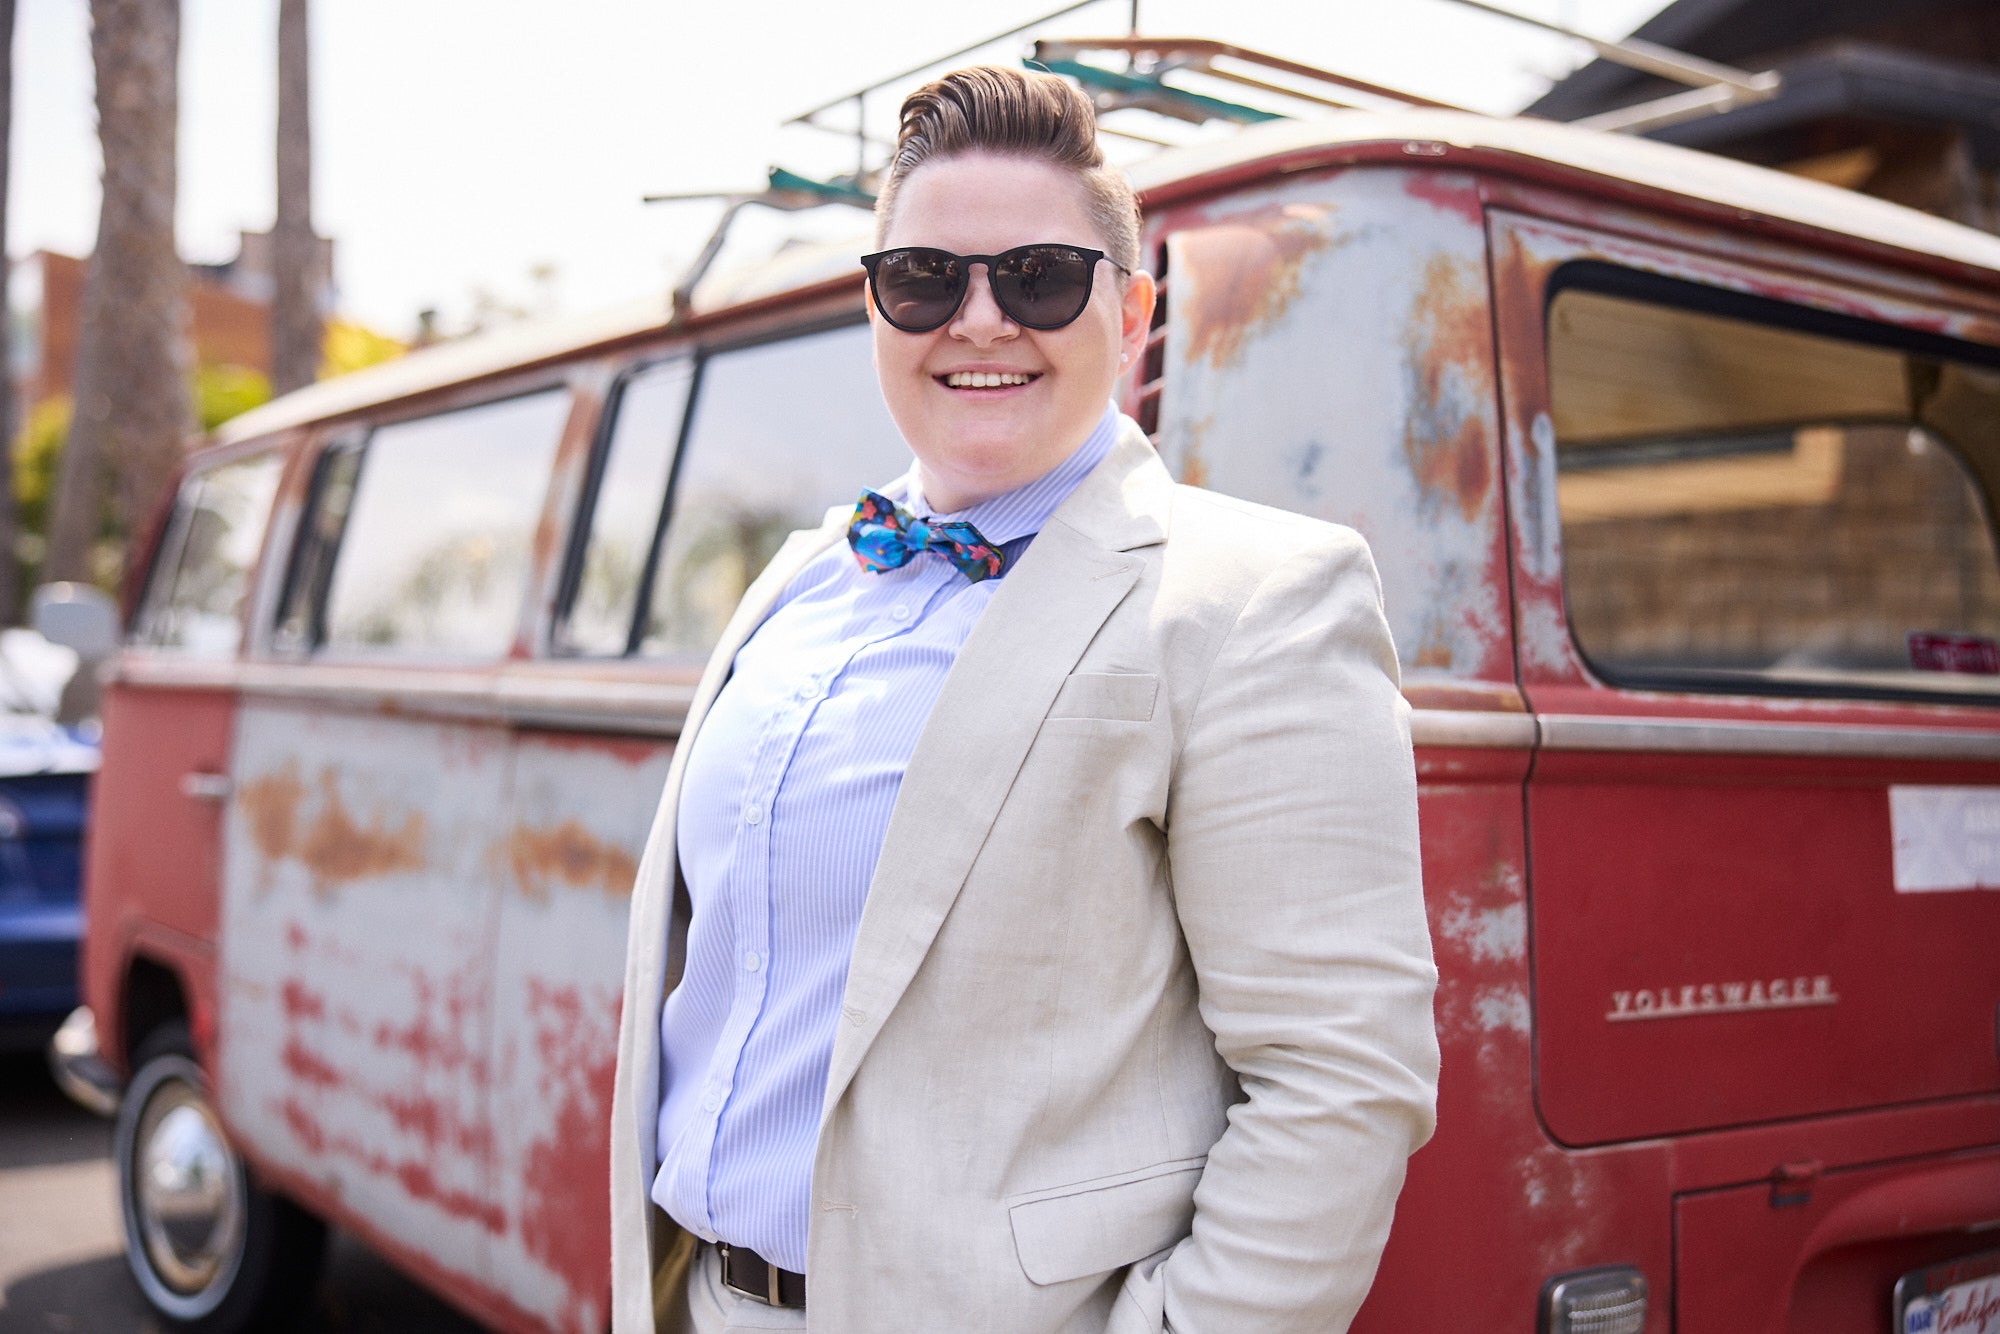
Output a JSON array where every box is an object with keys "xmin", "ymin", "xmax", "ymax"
[
  {"xmin": 1154, "ymin": 167, "xmax": 1513, "ymax": 688},
  {"xmin": 503, "ymin": 821, "xmax": 639, "ymax": 901},
  {"xmin": 1402, "ymin": 252, "xmax": 1494, "ymax": 525},
  {"xmin": 1172, "ymin": 203, "xmax": 1337, "ymax": 371},
  {"xmin": 1439, "ymin": 899, "xmax": 1526, "ymax": 964}
]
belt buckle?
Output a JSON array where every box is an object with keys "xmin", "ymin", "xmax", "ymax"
[{"xmin": 719, "ymin": 1243, "xmax": 785, "ymax": 1307}]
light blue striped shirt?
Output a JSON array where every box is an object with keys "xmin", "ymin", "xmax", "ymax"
[{"xmin": 653, "ymin": 404, "xmax": 1122, "ymax": 1271}]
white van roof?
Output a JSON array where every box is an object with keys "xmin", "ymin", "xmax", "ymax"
[{"xmin": 214, "ymin": 108, "xmax": 2000, "ymax": 449}]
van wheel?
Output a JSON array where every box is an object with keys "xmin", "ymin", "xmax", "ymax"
[{"xmin": 115, "ymin": 1021, "xmax": 326, "ymax": 1330}]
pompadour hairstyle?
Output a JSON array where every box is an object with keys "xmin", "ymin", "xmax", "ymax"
[{"xmin": 873, "ymin": 65, "xmax": 1142, "ymax": 271}]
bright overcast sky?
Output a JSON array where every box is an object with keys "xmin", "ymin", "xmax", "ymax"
[{"xmin": 11, "ymin": 0, "xmax": 1673, "ymax": 339}]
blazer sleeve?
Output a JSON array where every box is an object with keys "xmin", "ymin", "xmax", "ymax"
[{"xmin": 1146, "ymin": 527, "xmax": 1440, "ymax": 1333}]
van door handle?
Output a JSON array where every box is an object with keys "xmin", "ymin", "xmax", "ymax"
[{"xmin": 180, "ymin": 771, "xmax": 233, "ymax": 803}]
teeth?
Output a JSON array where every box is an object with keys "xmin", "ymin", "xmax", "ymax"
[{"xmin": 946, "ymin": 371, "xmax": 1033, "ymax": 388}]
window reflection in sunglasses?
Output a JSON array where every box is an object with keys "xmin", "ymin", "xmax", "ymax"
[{"xmin": 863, "ymin": 245, "xmax": 1111, "ymax": 332}]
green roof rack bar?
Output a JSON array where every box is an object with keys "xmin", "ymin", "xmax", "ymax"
[
  {"xmin": 1031, "ymin": 37, "xmax": 1471, "ymax": 114},
  {"xmin": 766, "ymin": 166, "xmax": 876, "ymax": 208},
  {"xmin": 647, "ymin": 166, "xmax": 876, "ymax": 322},
  {"xmin": 1037, "ymin": 57, "xmax": 1282, "ymax": 125}
]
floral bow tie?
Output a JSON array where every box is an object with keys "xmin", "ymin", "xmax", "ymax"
[{"xmin": 847, "ymin": 490, "xmax": 1007, "ymax": 583}]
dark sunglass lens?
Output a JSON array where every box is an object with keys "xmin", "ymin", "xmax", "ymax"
[
  {"xmin": 993, "ymin": 247, "xmax": 1092, "ymax": 327},
  {"xmin": 877, "ymin": 249, "xmax": 964, "ymax": 329}
]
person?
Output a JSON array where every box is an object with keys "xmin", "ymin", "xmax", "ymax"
[{"xmin": 610, "ymin": 64, "xmax": 1439, "ymax": 1334}]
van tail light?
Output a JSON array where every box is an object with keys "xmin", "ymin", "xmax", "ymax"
[{"xmin": 1541, "ymin": 1266, "xmax": 1649, "ymax": 1334}]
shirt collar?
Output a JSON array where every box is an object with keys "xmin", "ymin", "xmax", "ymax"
[{"xmin": 904, "ymin": 402, "xmax": 1122, "ymax": 546}]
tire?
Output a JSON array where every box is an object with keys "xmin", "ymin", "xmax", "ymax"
[{"xmin": 114, "ymin": 1020, "xmax": 327, "ymax": 1331}]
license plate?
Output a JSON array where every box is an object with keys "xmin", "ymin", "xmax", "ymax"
[{"xmin": 1896, "ymin": 1250, "xmax": 2000, "ymax": 1334}]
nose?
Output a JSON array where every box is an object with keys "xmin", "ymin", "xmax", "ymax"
[{"xmin": 947, "ymin": 263, "xmax": 1017, "ymax": 343}]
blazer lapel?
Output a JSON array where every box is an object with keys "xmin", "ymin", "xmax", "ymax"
[{"xmin": 822, "ymin": 424, "xmax": 1174, "ymax": 1117}]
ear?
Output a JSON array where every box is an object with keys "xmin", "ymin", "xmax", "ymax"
[{"xmin": 1118, "ymin": 270, "xmax": 1156, "ymax": 370}]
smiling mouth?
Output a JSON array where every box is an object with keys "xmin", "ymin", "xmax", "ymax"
[{"xmin": 941, "ymin": 371, "xmax": 1039, "ymax": 389}]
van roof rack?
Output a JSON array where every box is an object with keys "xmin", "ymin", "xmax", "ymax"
[
  {"xmin": 1433, "ymin": 0, "xmax": 1780, "ymax": 135},
  {"xmin": 646, "ymin": 166, "xmax": 878, "ymax": 320},
  {"xmin": 1030, "ymin": 37, "xmax": 1472, "ymax": 120},
  {"xmin": 1031, "ymin": 9, "xmax": 1778, "ymax": 135},
  {"xmin": 648, "ymin": 0, "xmax": 1780, "ymax": 320}
]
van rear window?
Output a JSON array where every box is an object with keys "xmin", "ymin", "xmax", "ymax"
[
  {"xmin": 132, "ymin": 453, "xmax": 283, "ymax": 656},
  {"xmin": 636, "ymin": 324, "xmax": 907, "ymax": 660},
  {"xmin": 1549, "ymin": 284, "xmax": 2000, "ymax": 701},
  {"xmin": 316, "ymin": 389, "xmax": 571, "ymax": 658}
]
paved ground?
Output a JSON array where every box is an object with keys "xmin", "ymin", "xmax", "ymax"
[{"xmin": 0, "ymin": 1052, "xmax": 489, "ymax": 1333}]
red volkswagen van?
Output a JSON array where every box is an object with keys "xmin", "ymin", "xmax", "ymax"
[{"xmin": 50, "ymin": 91, "xmax": 2000, "ymax": 1334}]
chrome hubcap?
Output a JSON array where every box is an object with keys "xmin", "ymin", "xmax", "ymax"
[{"xmin": 134, "ymin": 1083, "xmax": 244, "ymax": 1295}]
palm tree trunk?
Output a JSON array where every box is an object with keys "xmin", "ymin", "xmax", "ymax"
[
  {"xmin": 47, "ymin": 0, "xmax": 191, "ymax": 586},
  {"xmin": 0, "ymin": 0, "xmax": 22, "ymax": 621},
  {"xmin": 270, "ymin": 0, "xmax": 318, "ymax": 396}
]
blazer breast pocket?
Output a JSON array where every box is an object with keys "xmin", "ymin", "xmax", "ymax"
[
  {"xmin": 1045, "ymin": 672, "xmax": 1159, "ymax": 724},
  {"xmin": 1007, "ymin": 1155, "xmax": 1205, "ymax": 1286}
]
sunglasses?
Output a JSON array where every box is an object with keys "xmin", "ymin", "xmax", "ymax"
[{"xmin": 860, "ymin": 244, "xmax": 1131, "ymax": 333}]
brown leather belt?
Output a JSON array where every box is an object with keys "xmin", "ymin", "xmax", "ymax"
[{"xmin": 719, "ymin": 1242, "xmax": 807, "ymax": 1309}]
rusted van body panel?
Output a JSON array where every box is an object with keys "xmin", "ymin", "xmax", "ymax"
[{"xmin": 77, "ymin": 110, "xmax": 2000, "ymax": 1332}]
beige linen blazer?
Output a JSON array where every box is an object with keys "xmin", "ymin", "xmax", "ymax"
[{"xmin": 610, "ymin": 420, "xmax": 1440, "ymax": 1334}]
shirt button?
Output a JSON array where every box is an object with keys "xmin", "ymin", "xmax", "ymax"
[
  {"xmin": 890, "ymin": 605, "xmax": 911, "ymax": 622},
  {"xmin": 744, "ymin": 804, "xmax": 764, "ymax": 825},
  {"xmin": 743, "ymin": 951, "xmax": 762, "ymax": 973},
  {"xmin": 703, "ymin": 1092, "xmax": 721, "ymax": 1112},
  {"xmin": 797, "ymin": 681, "xmax": 820, "ymax": 701}
]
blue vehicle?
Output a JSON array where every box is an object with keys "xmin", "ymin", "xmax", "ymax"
[{"xmin": 0, "ymin": 632, "xmax": 99, "ymax": 1053}]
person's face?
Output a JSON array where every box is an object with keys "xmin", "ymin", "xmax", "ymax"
[{"xmin": 870, "ymin": 153, "xmax": 1155, "ymax": 513}]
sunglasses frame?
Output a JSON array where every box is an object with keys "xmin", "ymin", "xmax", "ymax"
[{"xmin": 859, "ymin": 244, "xmax": 1131, "ymax": 333}]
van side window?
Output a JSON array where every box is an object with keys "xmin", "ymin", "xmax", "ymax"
[
  {"xmin": 1549, "ymin": 282, "xmax": 2000, "ymax": 700},
  {"xmin": 314, "ymin": 389, "xmax": 571, "ymax": 658},
  {"xmin": 556, "ymin": 360, "xmax": 693, "ymax": 656},
  {"xmin": 272, "ymin": 438, "xmax": 363, "ymax": 654},
  {"xmin": 132, "ymin": 453, "xmax": 283, "ymax": 656},
  {"xmin": 637, "ymin": 324, "xmax": 906, "ymax": 659}
]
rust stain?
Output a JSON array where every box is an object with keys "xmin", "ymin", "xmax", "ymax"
[
  {"xmin": 281, "ymin": 1097, "xmax": 326, "ymax": 1153},
  {"xmin": 382, "ymin": 1090, "xmax": 494, "ymax": 1159},
  {"xmin": 368, "ymin": 965, "xmax": 492, "ymax": 1085},
  {"xmin": 281, "ymin": 1037, "xmax": 343, "ymax": 1089},
  {"xmin": 1177, "ymin": 414, "xmax": 1213, "ymax": 490},
  {"xmin": 280, "ymin": 979, "xmax": 325, "ymax": 1023},
  {"xmin": 1402, "ymin": 172, "xmax": 1483, "ymax": 227},
  {"xmin": 523, "ymin": 731, "xmax": 667, "ymax": 767},
  {"xmin": 504, "ymin": 820, "xmax": 638, "ymax": 902},
  {"xmin": 1402, "ymin": 252, "xmax": 1494, "ymax": 523},
  {"xmin": 298, "ymin": 770, "xmax": 426, "ymax": 887},
  {"xmin": 395, "ymin": 1160, "xmax": 507, "ymax": 1236},
  {"xmin": 238, "ymin": 763, "xmax": 306, "ymax": 861},
  {"xmin": 277, "ymin": 1094, "xmax": 505, "ymax": 1236},
  {"xmin": 520, "ymin": 980, "xmax": 616, "ymax": 1325},
  {"xmin": 1179, "ymin": 205, "xmax": 1337, "ymax": 371},
  {"xmin": 1412, "ymin": 637, "xmax": 1455, "ymax": 671}
]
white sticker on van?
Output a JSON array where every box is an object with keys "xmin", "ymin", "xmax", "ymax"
[{"xmin": 1889, "ymin": 786, "xmax": 2000, "ymax": 892}]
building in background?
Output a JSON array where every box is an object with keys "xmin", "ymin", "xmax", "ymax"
[
  {"xmin": 1529, "ymin": 0, "xmax": 2000, "ymax": 233},
  {"xmin": 10, "ymin": 226, "xmax": 334, "ymax": 417}
]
